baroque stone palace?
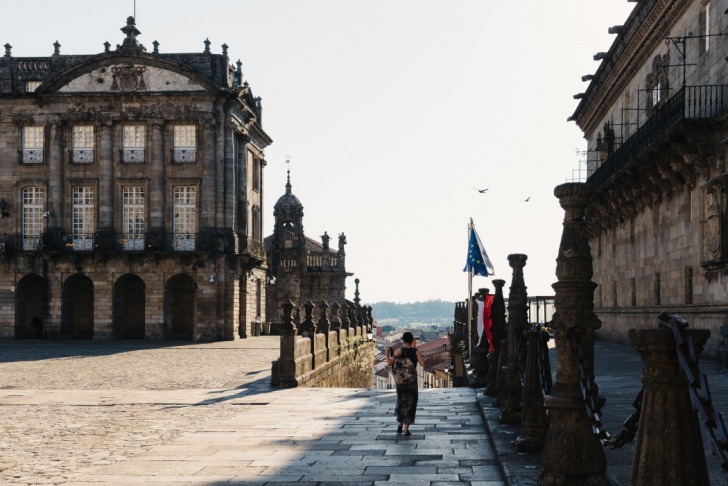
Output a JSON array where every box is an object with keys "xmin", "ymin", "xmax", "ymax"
[
  {"xmin": 572, "ymin": 0, "xmax": 728, "ymax": 357},
  {"xmin": 0, "ymin": 18, "xmax": 272, "ymax": 341}
]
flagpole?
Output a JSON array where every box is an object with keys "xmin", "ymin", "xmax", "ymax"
[{"xmin": 467, "ymin": 218, "xmax": 473, "ymax": 364}]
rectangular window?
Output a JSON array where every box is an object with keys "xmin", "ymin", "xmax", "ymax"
[
  {"xmin": 71, "ymin": 125, "xmax": 95, "ymax": 163},
  {"xmin": 652, "ymin": 82, "xmax": 661, "ymax": 106},
  {"xmin": 173, "ymin": 125, "xmax": 196, "ymax": 162},
  {"xmin": 72, "ymin": 187, "xmax": 95, "ymax": 251},
  {"xmin": 25, "ymin": 80, "xmax": 41, "ymax": 92},
  {"xmin": 122, "ymin": 186, "xmax": 145, "ymax": 251},
  {"xmin": 252, "ymin": 154, "xmax": 261, "ymax": 191},
  {"xmin": 122, "ymin": 125, "xmax": 145, "ymax": 163},
  {"xmin": 173, "ymin": 186, "xmax": 196, "ymax": 251},
  {"xmin": 22, "ymin": 187, "xmax": 44, "ymax": 250},
  {"xmin": 22, "ymin": 126, "xmax": 44, "ymax": 164}
]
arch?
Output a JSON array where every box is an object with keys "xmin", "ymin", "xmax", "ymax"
[
  {"xmin": 113, "ymin": 274, "xmax": 146, "ymax": 339},
  {"xmin": 61, "ymin": 274, "xmax": 94, "ymax": 339},
  {"xmin": 15, "ymin": 274, "xmax": 45, "ymax": 339},
  {"xmin": 40, "ymin": 54, "xmax": 220, "ymax": 94},
  {"xmin": 164, "ymin": 274, "xmax": 196, "ymax": 340}
]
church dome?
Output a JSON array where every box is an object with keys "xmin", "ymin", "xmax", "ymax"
[{"xmin": 274, "ymin": 171, "xmax": 303, "ymax": 216}]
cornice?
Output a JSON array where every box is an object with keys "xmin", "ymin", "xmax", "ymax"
[{"xmin": 575, "ymin": 0, "xmax": 692, "ymax": 136}]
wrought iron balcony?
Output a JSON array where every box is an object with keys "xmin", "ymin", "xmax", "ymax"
[
  {"xmin": 21, "ymin": 235, "xmax": 42, "ymax": 251},
  {"xmin": 68, "ymin": 233, "xmax": 94, "ymax": 251},
  {"xmin": 22, "ymin": 148, "xmax": 43, "ymax": 164},
  {"xmin": 118, "ymin": 233, "xmax": 145, "ymax": 251},
  {"xmin": 173, "ymin": 148, "xmax": 196, "ymax": 163},
  {"xmin": 168, "ymin": 233, "xmax": 197, "ymax": 252},
  {"xmin": 122, "ymin": 148, "xmax": 145, "ymax": 163},
  {"xmin": 240, "ymin": 236, "xmax": 265, "ymax": 259},
  {"xmin": 71, "ymin": 148, "xmax": 94, "ymax": 163},
  {"xmin": 587, "ymin": 85, "xmax": 728, "ymax": 190}
]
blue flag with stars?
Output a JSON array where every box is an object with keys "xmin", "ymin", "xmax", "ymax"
[{"xmin": 464, "ymin": 226, "xmax": 495, "ymax": 276}]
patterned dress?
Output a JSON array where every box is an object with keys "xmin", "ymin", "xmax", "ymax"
[{"xmin": 395, "ymin": 347, "xmax": 419, "ymax": 425}]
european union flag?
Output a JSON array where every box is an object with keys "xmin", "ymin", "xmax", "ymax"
[{"xmin": 464, "ymin": 227, "xmax": 495, "ymax": 276}]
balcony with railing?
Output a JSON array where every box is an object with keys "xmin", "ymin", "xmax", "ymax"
[
  {"xmin": 306, "ymin": 251, "xmax": 340, "ymax": 272},
  {"xmin": 71, "ymin": 148, "xmax": 94, "ymax": 163},
  {"xmin": 122, "ymin": 148, "xmax": 145, "ymax": 163},
  {"xmin": 172, "ymin": 148, "xmax": 196, "ymax": 163},
  {"xmin": 587, "ymin": 85, "xmax": 728, "ymax": 190},
  {"xmin": 22, "ymin": 148, "xmax": 43, "ymax": 164}
]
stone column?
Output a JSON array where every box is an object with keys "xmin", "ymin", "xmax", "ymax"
[
  {"xmin": 98, "ymin": 121, "xmax": 113, "ymax": 230},
  {"xmin": 47, "ymin": 122, "xmax": 64, "ymax": 230},
  {"xmin": 486, "ymin": 279, "xmax": 506, "ymax": 395},
  {"xmin": 541, "ymin": 183, "xmax": 608, "ymax": 486},
  {"xmin": 149, "ymin": 120, "xmax": 165, "ymax": 231},
  {"xmin": 498, "ymin": 254, "xmax": 527, "ymax": 424},
  {"xmin": 628, "ymin": 327, "xmax": 710, "ymax": 486},
  {"xmin": 302, "ymin": 300, "xmax": 317, "ymax": 368}
]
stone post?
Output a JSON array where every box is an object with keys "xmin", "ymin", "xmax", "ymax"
[
  {"xmin": 331, "ymin": 302, "xmax": 343, "ymax": 356},
  {"xmin": 628, "ymin": 327, "xmax": 710, "ymax": 486},
  {"xmin": 277, "ymin": 299, "xmax": 298, "ymax": 387},
  {"xmin": 317, "ymin": 301, "xmax": 331, "ymax": 362},
  {"xmin": 515, "ymin": 327, "xmax": 549, "ymax": 452},
  {"xmin": 541, "ymin": 183, "xmax": 608, "ymax": 486},
  {"xmin": 486, "ymin": 279, "xmax": 506, "ymax": 395},
  {"xmin": 498, "ymin": 254, "xmax": 527, "ymax": 424},
  {"xmin": 302, "ymin": 300, "xmax": 316, "ymax": 368}
]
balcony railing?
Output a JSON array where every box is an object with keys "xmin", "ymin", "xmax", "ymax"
[
  {"xmin": 173, "ymin": 148, "xmax": 196, "ymax": 163},
  {"xmin": 0, "ymin": 231, "xmax": 262, "ymax": 255},
  {"xmin": 587, "ymin": 85, "xmax": 728, "ymax": 190},
  {"xmin": 118, "ymin": 233, "xmax": 145, "ymax": 251},
  {"xmin": 22, "ymin": 148, "xmax": 43, "ymax": 164},
  {"xmin": 71, "ymin": 148, "xmax": 94, "ymax": 163},
  {"xmin": 122, "ymin": 148, "xmax": 145, "ymax": 163},
  {"xmin": 306, "ymin": 251, "xmax": 339, "ymax": 271}
]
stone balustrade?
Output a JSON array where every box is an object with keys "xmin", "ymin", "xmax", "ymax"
[{"xmin": 271, "ymin": 300, "xmax": 375, "ymax": 388}]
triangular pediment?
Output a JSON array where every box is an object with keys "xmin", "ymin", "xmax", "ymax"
[{"xmin": 57, "ymin": 63, "xmax": 205, "ymax": 93}]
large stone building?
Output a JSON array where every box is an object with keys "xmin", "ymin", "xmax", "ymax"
[
  {"xmin": 572, "ymin": 0, "xmax": 728, "ymax": 357},
  {"xmin": 0, "ymin": 18, "xmax": 271, "ymax": 341},
  {"xmin": 264, "ymin": 172, "xmax": 352, "ymax": 325}
]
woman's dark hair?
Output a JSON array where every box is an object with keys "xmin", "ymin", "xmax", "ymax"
[{"xmin": 402, "ymin": 331, "xmax": 414, "ymax": 343}]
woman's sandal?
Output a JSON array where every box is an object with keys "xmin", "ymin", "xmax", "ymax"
[{"xmin": 404, "ymin": 431, "xmax": 411, "ymax": 436}]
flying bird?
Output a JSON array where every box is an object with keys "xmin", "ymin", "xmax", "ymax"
[
  {"xmin": 523, "ymin": 197, "xmax": 531, "ymax": 202},
  {"xmin": 474, "ymin": 187, "xmax": 489, "ymax": 193}
]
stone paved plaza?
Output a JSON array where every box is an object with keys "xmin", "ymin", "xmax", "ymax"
[{"xmin": 0, "ymin": 338, "xmax": 505, "ymax": 485}]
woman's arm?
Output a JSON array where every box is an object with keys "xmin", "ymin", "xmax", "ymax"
[
  {"xmin": 385, "ymin": 347, "xmax": 397, "ymax": 366},
  {"xmin": 415, "ymin": 350, "xmax": 426, "ymax": 367}
]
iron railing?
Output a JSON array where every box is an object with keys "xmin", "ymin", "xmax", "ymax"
[
  {"xmin": 306, "ymin": 251, "xmax": 340, "ymax": 271},
  {"xmin": 587, "ymin": 85, "xmax": 728, "ymax": 190},
  {"xmin": 71, "ymin": 148, "xmax": 94, "ymax": 163}
]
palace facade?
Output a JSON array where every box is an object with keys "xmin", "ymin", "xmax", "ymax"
[
  {"xmin": 572, "ymin": 0, "xmax": 728, "ymax": 357},
  {"xmin": 0, "ymin": 17, "xmax": 271, "ymax": 341}
]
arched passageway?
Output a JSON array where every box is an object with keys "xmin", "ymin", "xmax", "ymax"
[
  {"xmin": 165, "ymin": 274, "xmax": 196, "ymax": 340},
  {"xmin": 15, "ymin": 274, "xmax": 45, "ymax": 339},
  {"xmin": 61, "ymin": 274, "xmax": 94, "ymax": 339},
  {"xmin": 113, "ymin": 274, "xmax": 146, "ymax": 339}
]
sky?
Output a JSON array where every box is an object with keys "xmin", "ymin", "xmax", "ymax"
[{"xmin": 0, "ymin": 0, "xmax": 636, "ymax": 304}]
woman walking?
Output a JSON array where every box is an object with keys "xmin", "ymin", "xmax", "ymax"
[{"xmin": 386, "ymin": 331, "xmax": 426, "ymax": 436}]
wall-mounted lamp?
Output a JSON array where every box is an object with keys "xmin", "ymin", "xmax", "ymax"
[
  {"xmin": 0, "ymin": 200, "xmax": 9, "ymax": 218},
  {"xmin": 268, "ymin": 276, "xmax": 276, "ymax": 285},
  {"xmin": 366, "ymin": 328, "xmax": 374, "ymax": 341},
  {"xmin": 43, "ymin": 211, "xmax": 51, "ymax": 218},
  {"xmin": 208, "ymin": 274, "xmax": 216, "ymax": 283}
]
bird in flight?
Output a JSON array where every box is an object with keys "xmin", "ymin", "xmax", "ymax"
[
  {"xmin": 523, "ymin": 196, "xmax": 531, "ymax": 202},
  {"xmin": 474, "ymin": 187, "xmax": 489, "ymax": 193}
]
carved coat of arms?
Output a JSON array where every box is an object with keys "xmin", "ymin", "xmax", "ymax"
[{"xmin": 110, "ymin": 64, "xmax": 147, "ymax": 91}]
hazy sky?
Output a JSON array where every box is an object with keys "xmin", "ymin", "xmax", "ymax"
[{"xmin": 0, "ymin": 0, "xmax": 635, "ymax": 303}]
